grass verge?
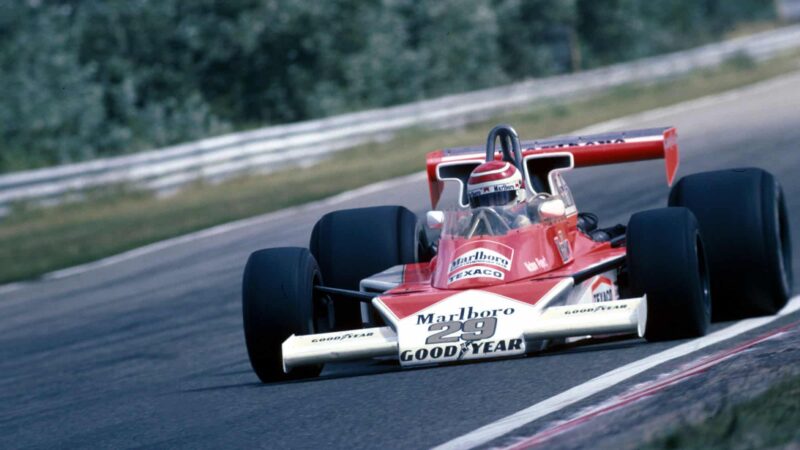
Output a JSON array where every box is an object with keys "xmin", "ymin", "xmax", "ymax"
[
  {"xmin": 2, "ymin": 50, "xmax": 800, "ymax": 285},
  {"xmin": 642, "ymin": 374, "xmax": 800, "ymax": 449}
]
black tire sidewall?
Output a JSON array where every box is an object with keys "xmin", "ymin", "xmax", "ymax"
[
  {"xmin": 669, "ymin": 168, "xmax": 792, "ymax": 319},
  {"xmin": 242, "ymin": 247, "xmax": 323, "ymax": 382},
  {"xmin": 627, "ymin": 207, "xmax": 710, "ymax": 341},
  {"xmin": 760, "ymin": 177, "xmax": 793, "ymax": 311}
]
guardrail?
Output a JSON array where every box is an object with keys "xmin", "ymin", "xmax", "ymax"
[{"xmin": 2, "ymin": 24, "xmax": 800, "ymax": 214}]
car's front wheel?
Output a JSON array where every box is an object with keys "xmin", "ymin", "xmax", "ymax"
[{"xmin": 242, "ymin": 247, "xmax": 329, "ymax": 383}]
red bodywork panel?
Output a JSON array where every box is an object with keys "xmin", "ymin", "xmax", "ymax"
[
  {"xmin": 378, "ymin": 126, "xmax": 674, "ymax": 322},
  {"xmin": 379, "ymin": 218, "xmax": 625, "ymax": 320}
]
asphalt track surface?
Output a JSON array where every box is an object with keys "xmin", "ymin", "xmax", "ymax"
[{"xmin": 2, "ymin": 72, "xmax": 800, "ymax": 449}]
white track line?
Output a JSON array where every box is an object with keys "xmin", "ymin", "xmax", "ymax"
[
  {"xmin": 433, "ymin": 296, "xmax": 800, "ymax": 450},
  {"xmin": 2, "ymin": 71, "xmax": 799, "ymax": 296},
  {"xmin": 501, "ymin": 320, "xmax": 798, "ymax": 449}
]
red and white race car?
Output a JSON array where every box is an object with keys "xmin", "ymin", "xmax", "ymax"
[{"xmin": 242, "ymin": 125, "xmax": 793, "ymax": 382}]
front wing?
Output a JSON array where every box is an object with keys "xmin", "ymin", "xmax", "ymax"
[{"xmin": 282, "ymin": 288, "xmax": 647, "ymax": 373}]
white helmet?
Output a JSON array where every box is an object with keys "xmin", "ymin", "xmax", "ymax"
[{"xmin": 467, "ymin": 161, "xmax": 526, "ymax": 208}]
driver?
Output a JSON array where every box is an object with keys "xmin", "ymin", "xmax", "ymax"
[
  {"xmin": 466, "ymin": 161, "xmax": 532, "ymax": 229},
  {"xmin": 467, "ymin": 161, "xmax": 527, "ymax": 208}
]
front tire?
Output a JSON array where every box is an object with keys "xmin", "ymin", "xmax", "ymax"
[
  {"xmin": 627, "ymin": 207, "xmax": 711, "ymax": 341},
  {"xmin": 242, "ymin": 247, "xmax": 327, "ymax": 383}
]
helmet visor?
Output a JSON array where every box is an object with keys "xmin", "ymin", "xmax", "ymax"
[{"xmin": 469, "ymin": 190, "xmax": 518, "ymax": 208}]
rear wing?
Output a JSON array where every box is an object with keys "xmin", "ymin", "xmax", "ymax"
[{"xmin": 425, "ymin": 127, "xmax": 678, "ymax": 208}]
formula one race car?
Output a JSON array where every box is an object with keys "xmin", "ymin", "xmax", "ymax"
[{"xmin": 242, "ymin": 125, "xmax": 793, "ymax": 382}]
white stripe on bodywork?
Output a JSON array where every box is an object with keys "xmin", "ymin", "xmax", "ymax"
[{"xmin": 472, "ymin": 162, "xmax": 512, "ymax": 176}]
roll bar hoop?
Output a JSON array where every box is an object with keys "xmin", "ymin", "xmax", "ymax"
[{"xmin": 485, "ymin": 124, "xmax": 524, "ymax": 173}]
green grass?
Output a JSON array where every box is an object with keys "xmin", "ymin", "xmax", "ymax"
[
  {"xmin": 2, "ymin": 50, "xmax": 800, "ymax": 285},
  {"xmin": 643, "ymin": 374, "xmax": 800, "ymax": 449}
]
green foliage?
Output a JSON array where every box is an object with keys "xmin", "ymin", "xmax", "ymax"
[
  {"xmin": 495, "ymin": 0, "xmax": 578, "ymax": 76},
  {"xmin": 0, "ymin": 0, "xmax": 776, "ymax": 173},
  {"xmin": 575, "ymin": 0, "xmax": 776, "ymax": 66},
  {"xmin": 0, "ymin": 3, "xmax": 105, "ymax": 170}
]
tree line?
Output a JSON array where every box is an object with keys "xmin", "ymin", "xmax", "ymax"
[{"xmin": 0, "ymin": 0, "xmax": 773, "ymax": 173}]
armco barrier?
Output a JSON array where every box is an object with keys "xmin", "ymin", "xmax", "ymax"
[{"xmin": 2, "ymin": 24, "xmax": 800, "ymax": 213}]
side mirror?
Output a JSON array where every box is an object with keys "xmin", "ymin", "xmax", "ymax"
[
  {"xmin": 426, "ymin": 210, "xmax": 445, "ymax": 229},
  {"xmin": 539, "ymin": 199, "xmax": 566, "ymax": 219}
]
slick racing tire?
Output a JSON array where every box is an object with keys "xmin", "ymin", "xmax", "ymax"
[
  {"xmin": 310, "ymin": 206, "xmax": 421, "ymax": 330},
  {"xmin": 627, "ymin": 207, "xmax": 711, "ymax": 341},
  {"xmin": 242, "ymin": 247, "xmax": 327, "ymax": 383},
  {"xmin": 669, "ymin": 168, "xmax": 793, "ymax": 320}
]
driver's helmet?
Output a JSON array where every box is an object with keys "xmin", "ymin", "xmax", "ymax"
[{"xmin": 467, "ymin": 161, "xmax": 526, "ymax": 208}]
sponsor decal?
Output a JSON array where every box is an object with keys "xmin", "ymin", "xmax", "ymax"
[
  {"xmin": 469, "ymin": 182, "xmax": 520, "ymax": 197},
  {"xmin": 416, "ymin": 306, "xmax": 515, "ymax": 325},
  {"xmin": 399, "ymin": 338, "xmax": 524, "ymax": 363},
  {"xmin": 311, "ymin": 331, "xmax": 374, "ymax": 343},
  {"xmin": 563, "ymin": 303, "xmax": 628, "ymax": 315},
  {"xmin": 447, "ymin": 266, "xmax": 504, "ymax": 284},
  {"xmin": 395, "ymin": 290, "xmax": 528, "ymax": 367},
  {"xmin": 524, "ymin": 257, "xmax": 548, "ymax": 272},
  {"xmin": 449, "ymin": 248, "xmax": 512, "ymax": 273},
  {"xmin": 447, "ymin": 241, "xmax": 514, "ymax": 285},
  {"xmin": 591, "ymin": 276, "xmax": 614, "ymax": 302},
  {"xmin": 531, "ymin": 138, "xmax": 626, "ymax": 150}
]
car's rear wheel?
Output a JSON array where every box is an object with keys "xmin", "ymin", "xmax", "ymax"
[
  {"xmin": 627, "ymin": 207, "xmax": 711, "ymax": 341},
  {"xmin": 310, "ymin": 206, "xmax": 422, "ymax": 329},
  {"xmin": 242, "ymin": 247, "xmax": 329, "ymax": 383},
  {"xmin": 669, "ymin": 168, "xmax": 793, "ymax": 320}
]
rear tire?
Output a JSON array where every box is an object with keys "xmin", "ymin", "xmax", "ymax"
[
  {"xmin": 627, "ymin": 208, "xmax": 711, "ymax": 341},
  {"xmin": 242, "ymin": 247, "xmax": 327, "ymax": 383},
  {"xmin": 669, "ymin": 168, "xmax": 793, "ymax": 320},
  {"xmin": 310, "ymin": 206, "xmax": 421, "ymax": 329}
]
